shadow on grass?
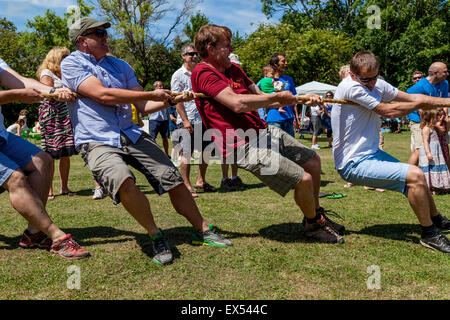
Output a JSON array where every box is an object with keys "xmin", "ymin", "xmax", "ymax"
[
  {"xmin": 259, "ymin": 222, "xmax": 422, "ymax": 244},
  {"xmin": 0, "ymin": 225, "xmax": 258, "ymax": 260},
  {"xmin": 320, "ymin": 180, "xmax": 334, "ymax": 187},
  {"xmin": 350, "ymin": 223, "xmax": 421, "ymax": 244},
  {"xmin": 217, "ymin": 183, "xmax": 266, "ymax": 194}
]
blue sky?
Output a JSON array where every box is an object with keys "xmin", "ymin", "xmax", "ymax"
[{"xmin": 0, "ymin": 0, "xmax": 282, "ymax": 41}]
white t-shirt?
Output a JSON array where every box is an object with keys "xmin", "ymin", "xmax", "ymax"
[
  {"xmin": 40, "ymin": 69, "xmax": 63, "ymax": 88},
  {"xmin": 6, "ymin": 123, "xmax": 20, "ymax": 135},
  {"xmin": 310, "ymin": 106, "xmax": 322, "ymax": 117},
  {"xmin": 331, "ymin": 76, "xmax": 398, "ymax": 170}
]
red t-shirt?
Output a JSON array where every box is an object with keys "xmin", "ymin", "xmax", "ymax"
[{"xmin": 191, "ymin": 62, "xmax": 267, "ymax": 156}]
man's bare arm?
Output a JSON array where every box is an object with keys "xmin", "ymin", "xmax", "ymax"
[
  {"xmin": 373, "ymin": 91, "xmax": 450, "ymax": 118},
  {"xmin": 77, "ymin": 76, "xmax": 172, "ymax": 106}
]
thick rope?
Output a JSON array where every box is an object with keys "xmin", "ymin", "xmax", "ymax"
[{"xmin": 41, "ymin": 92, "xmax": 450, "ymax": 108}]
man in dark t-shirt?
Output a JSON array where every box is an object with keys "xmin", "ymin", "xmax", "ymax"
[{"xmin": 191, "ymin": 24, "xmax": 346, "ymax": 244}]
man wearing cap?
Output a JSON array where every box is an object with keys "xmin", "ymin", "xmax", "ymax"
[
  {"xmin": 61, "ymin": 17, "xmax": 232, "ymax": 266},
  {"xmin": 0, "ymin": 58, "xmax": 90, "ymax": 260}
]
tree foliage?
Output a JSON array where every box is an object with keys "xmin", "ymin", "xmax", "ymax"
[
  {"xmin": 260, "ymin": 0, "xmax": 449, "ymax": 89},
  {"xmin": 235, "ymin": 23, "xmax": 354, "ymax": 85},
  {"xmin": 183, "ymin": 11, "xmax": 210, "ymax": 43},
  {"xmin": 93, "ymin": 0, "xmax": 199, "ymax": 88}
]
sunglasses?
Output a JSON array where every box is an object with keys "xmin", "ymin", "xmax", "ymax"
[
  {"xmin": 413, "ymin": 76, "xmax": 423, "ymax": 80},
  {"xmin": 185, "ymin": 52, "xmax": 198, "ymax": 57},
  {"xmin": 355, "ymin": 73, "xmax": 379, "ymax": 83},
  {"xmin": 82, "ymin": 29, "xmax": 108, "ymax": 38}
]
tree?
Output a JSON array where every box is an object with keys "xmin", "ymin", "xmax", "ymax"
[
  {"xmin": 234, "ymin": 23, "xmax": 354, "ymax": 85},
  {"xmin": 93, "ymin": 0, "xmax": 200, "ymax": 88},
  {"xmin": 184, "ymin": 11, "xmax": 210, "ymax": 43}
]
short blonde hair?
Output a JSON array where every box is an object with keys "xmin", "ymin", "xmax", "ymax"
[
  {"xmin": 339, "ymin": 64, "xmax": 350, "ymax": 79},
  {"xmin": 36, "ymin": 47, "xmax": 70, "ymax": 79},
  {"xmin": 194, "ymin": 24, "xmax": 232, "ymax": 59}
]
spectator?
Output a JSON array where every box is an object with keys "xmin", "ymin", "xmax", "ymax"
[
  {"xmin": 36, "ymin": 47, "xmax": 77, "ymax": 200},
  {"xmin": 148, "ymin": 81, "xmax": 170, "ymax": 157},
  {"xmin": 322, "ymin": 91, "xmax": 334, "ymax": 148},
  {"xmin": 418, "ymin": 109, "xmax": 450, "ymax": 194},
  {"xmin": 6, "ymin": 118, "xmax": 25, "ymax": 136},
  {"xmin": 407, "ymin": 62, "xmax": 448, "ymax": 165},
  {"xmin": 171, "ymin": 43, "xmax": 217, "ymax": 197},
  {"xmin": 266, "ymin": 53, "xmax": 299, "ymax": 137}
]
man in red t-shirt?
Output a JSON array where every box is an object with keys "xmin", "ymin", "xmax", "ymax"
[{"xmin": 191, "ymin": 24, "xmax": 345, "ymax": 244}]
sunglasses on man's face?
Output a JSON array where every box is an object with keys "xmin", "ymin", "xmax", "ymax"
[
  {"xmin": 82, "ymin": 29, "xmax": 108, "ymax": 38},
  {"xmin": 185, "ymin": 52, "xmax": 198, "ymax": 57},
  {"xmin": 413, "ymin": 76, "xmax": 423, "ymax": 81},
  {"xmin": 355, "ymin": 73, "xmax": 379, "ymax": 83}
]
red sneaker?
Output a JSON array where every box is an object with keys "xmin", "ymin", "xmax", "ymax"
[
  {"xmin": 50, "ymin": 234, "xmax": 90, "ymax": 260},
  {"xmin": 19, "ymin": 230, "xmax": 52, "ymax": 249}
]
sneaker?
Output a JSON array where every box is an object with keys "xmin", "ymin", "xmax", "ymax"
[
  {"xmin": 302, "ymin": 208, "xmax": 346, "ymax": 236},
  {"xmin": 229, "ymin": 176, "xmax": 248, "ymax": 190},
  {"xmin": 304, "ymin": 216, "xmax": 345, "ymax": 244},
  {"xmin": 433, "ymin": 214, "xmax": 450, "ymax": 231},
  {"xmin": 50, "ymin": 234, "xmax": 90, "ymax": 260},
  {"xmin": 151, "ymin": 230, "xmax": 173, "ymax": 266},
  {"xmin": 191, "ymin": 224, "xmax": 233, "ymax": 247},
  {"xmin": 19, "ymin": 229, "xmax": 52, "ymax": 249},
  {"xmin": 311, "ymin": 144, "xmax": 321, "ymax": 150},
  {"xmin": 92, "ymin": 187, "xmax": 105, "ymax": 200},
  {"xmin": 420, "ymin": 232, "xmax": 450, "ymax": 254},
  {"xmin": 220, "ymin": 178, "xmax": 237, "ymax": 192}
]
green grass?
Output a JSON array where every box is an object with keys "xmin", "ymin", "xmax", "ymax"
[{"xmin": 0, "ymin": 131, "xmax": 449, "ymax": 300}]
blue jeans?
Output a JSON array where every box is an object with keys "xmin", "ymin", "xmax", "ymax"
[{"xmin": 267, "ymin": 119, "xmax": 295, "ymax": 137}]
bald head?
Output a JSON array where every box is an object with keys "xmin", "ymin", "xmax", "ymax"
[{"xmin": 428, "ymin": 62, "xmax": 448, "ymax": 84}]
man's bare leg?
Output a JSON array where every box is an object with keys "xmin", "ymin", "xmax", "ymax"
[
  {"xmin": 118, "ymin": 178, "xmax": 160, "ymax": 236},
  {"xmin": 4, "ymin": 169, "xmax": 65, "ymax": 241},
  {"xmin": 300, "ymin": 153, "xmax": 322, "ymax": 209}
]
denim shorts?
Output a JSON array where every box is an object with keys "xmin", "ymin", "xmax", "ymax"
[
  {"xmin": 338, "ymin": 149, "xmax": 410, "ymax": 195},
  {"xmin": 149, "ymin": 120, "xmax": 170, "ymax": 139},
  {"xmin": 0, "ymin": 132, "xmax": 41, "ymax": 190}
]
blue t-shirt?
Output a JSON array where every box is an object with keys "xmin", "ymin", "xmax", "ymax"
[
  {"xmin": 406, "ymin": 78, "xmax": 449, "ymax": 122},
  {"xmin": 266, "ymin": 75, "xmax": 296, "ymax": 122}
]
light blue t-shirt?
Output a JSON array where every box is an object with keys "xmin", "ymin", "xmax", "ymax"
[
  {"xmin": 406, "ymin": 78, "xmax": 449, "ymax": 123},
  {"xmin": 0, "ymin": 57, "xmax": 10, "ymax": 137},
  {"xmin": 266, "ymin": 75, "xmax": 296, "ymax": 122},
  {"xmin": 61, "ymin": 51, "xmax": 141, "ymax": 148}
]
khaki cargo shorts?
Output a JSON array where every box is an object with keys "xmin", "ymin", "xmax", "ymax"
[
  {"xmin": 410, "ymin": 122, "xmax": 423, "ymax": 150},
  {"xmin": 235, "ymin": 125, "xmax": 316, "ymax": 197},
  {"xmin": 80, "ymin": 132, "xmax": 183, "ymax": 204}
]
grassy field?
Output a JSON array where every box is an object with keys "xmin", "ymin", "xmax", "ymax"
[{"xmin": 0, "ymin": 131, "xmax": 449, "ymax": 300}]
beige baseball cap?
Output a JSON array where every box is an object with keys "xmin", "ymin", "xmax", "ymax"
[{"xmin": 69, "ymin": 17, "xmax": 111, "ymax": 45}]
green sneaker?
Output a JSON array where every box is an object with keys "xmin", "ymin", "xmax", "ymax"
[
  {"xmin": 191, "ymin": 224, "xmax": 232, "ymax": 247},
  {"xmin": 150, "ymin": 230, "xmax": 173, "ymax": 266}
]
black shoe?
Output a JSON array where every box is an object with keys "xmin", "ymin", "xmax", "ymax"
[
  {"xmin": 302, "ymin": 208, "xmax": 346, "ymax": 236},
  {"xmin": 220, "ymin": 178, "xmax": 237, "ymax": 192},
  {"xmin": 229, "ymin": 176, "xmax": 248, "ymax": 190},
  {"xmin": 433, "ymin": 214, "xmax": 450, "ymax": 231},
  {"xmin": 304, "ymin": 216, "xmax": 345, "ymax": 244},
  {"xmin": 151, "ymin": 230, "xmax": 173, "ymax": 265},
  {"xmin": 420, "ymin": 232, "xmax": 450, "ymax": 254}
]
